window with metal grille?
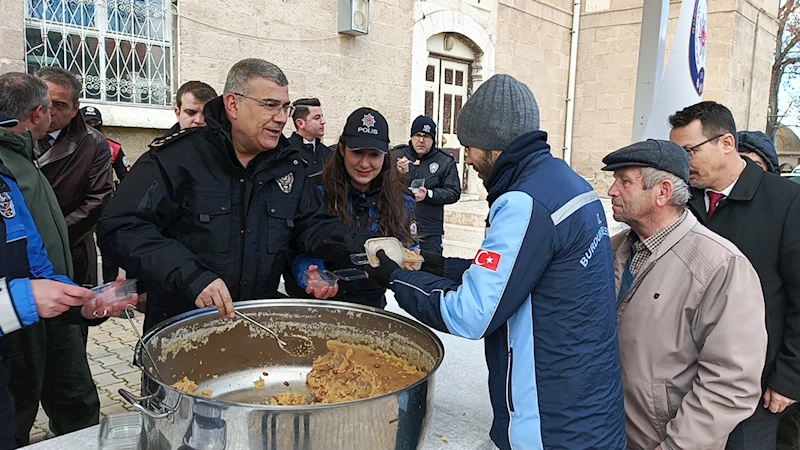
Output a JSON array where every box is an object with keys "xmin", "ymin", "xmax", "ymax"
[{"xmin": 25, "ymin": 0, "xmax": 175, "ymax": 107}]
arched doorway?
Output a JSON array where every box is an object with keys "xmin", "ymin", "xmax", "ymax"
[
  {"xmin": 425, "ymin": 34, "xmax": 475, "ymax": 187},
  {"xmin": 411, "ymin": 9, "xmax": 494, "ymax": 197}
]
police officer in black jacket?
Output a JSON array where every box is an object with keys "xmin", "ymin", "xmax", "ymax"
[
  {"xmin": 97, "ymin": 59, "xmax": 372, "ymax": 332},
  {"xmin": 287, "ymin": 97, "xmax": 332, "ymax": 177},
  {"xmin": 391, "ymin": 116, "xmax": 461, "ymax": 253}
]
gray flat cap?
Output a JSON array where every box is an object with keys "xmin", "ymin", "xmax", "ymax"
[{"xmin": 601, "ymin": 139, "xmax": 690, "ymax": 184}]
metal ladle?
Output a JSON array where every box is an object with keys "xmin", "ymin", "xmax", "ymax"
[{"xmin": 234, "ymin": 310, "xmax": 315, "ymax": 357}]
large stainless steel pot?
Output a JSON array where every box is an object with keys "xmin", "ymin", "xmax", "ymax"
[{"xmin": 122, "ymin": 299, "xmax": 444, "ymax": 450}]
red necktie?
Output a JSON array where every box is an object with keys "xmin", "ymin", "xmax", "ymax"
[{"xmin": 707, "ymin": 191, "xmax": 726, "ymax": 218}]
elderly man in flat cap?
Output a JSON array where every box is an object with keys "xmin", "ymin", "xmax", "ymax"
[{"xmin": 603, "ymin": 139, "xmax": 767, "ymax": 450}]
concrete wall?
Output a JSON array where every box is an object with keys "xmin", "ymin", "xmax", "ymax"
[
  {"xmin": 572, "ymin": 0, "xmax": 778, "ymax": 192},
  {"xmin": 495, "ymin": 0, "xmax": 573, "ymax": 158},
  {"xmin": 1, "ymin": 0, "xmax": 778, "ymax": 191},
  {"xmin": 712, "ymin": 0, "xmax": 776, "ymax": 133},
  {"xmin": 177, "ymin": 0, "xmax": 416, "ymax": 148},
  {"xmin": 104, "ymin": 127, "xmax": 169, "ymax": 164},
  {"xmin": 0, "ymin": 0, "xmax": 25, "ymax": 74}
]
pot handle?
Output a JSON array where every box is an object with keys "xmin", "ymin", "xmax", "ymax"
[{"xmin": 119, "ymin": 388, "xmax": 176, "ymax": 420}]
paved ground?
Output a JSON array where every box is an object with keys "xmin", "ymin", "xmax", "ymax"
[{"xmin": 29, "ymin": 312, "xmax": 145, "ymax": 444}]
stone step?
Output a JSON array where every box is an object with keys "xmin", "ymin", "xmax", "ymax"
[
  {"xmin": 443, "ymin": 223, "xmax": 486, "ymax": 246},
  {"xmin": 442, "ymin": 239, "xmax": 480, "ymax": 259},
  {"xmin": 444, "ymin": 200, "xmax": 488, "ymax": 228},
  {"xmin": 444, "ymin": 210, "xmax": 487, "ymax": 228}
]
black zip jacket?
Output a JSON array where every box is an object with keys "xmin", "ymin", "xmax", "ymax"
[
  {"xmin": 97, "ymin": 97, "xmax": 371, "ymax": 332},
  {"xmin": 390, "ymin": 144, "xmax": 461, "ymax": 236},
  {"xmin": 287, "ymin": 132, "xmax": 333, "ymax": 176},
  {"xmin": 688, "ymin": 158, "xmax": 800, "ymax": 417}
]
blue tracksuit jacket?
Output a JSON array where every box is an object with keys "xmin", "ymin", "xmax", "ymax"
[
  {"xmin": 389, "ymin": 131, "xmax": 626, "ymax": 449},
  {"xmin": 0, "ymin": 171, "xmax": 75, "ymax": 337}
]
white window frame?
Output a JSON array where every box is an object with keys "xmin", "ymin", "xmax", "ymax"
[{"xmin": 24, "ymin": 0, "xmax": 176, "ymax": 116}]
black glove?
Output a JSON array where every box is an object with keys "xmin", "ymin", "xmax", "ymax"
[
  {"xmin": 419, "ymin": 250, "xmax": 444, "ymax": 277},
  {"xmin": 363, "ymin": 250, "xmax": 401, "ymax": 289}
]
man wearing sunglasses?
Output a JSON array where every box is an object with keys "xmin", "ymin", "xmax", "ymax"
[
  {"xmin": 669, "ymin": 101, "xmax": 800, "ymax": 450},
  {"xmin": 98, "ymin": 58, "xmax": 374, "ymax": 333}
]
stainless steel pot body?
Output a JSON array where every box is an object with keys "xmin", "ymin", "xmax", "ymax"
[{"xmin": 128, "ymin": 299, "xmax": 444, "ymax": 450}]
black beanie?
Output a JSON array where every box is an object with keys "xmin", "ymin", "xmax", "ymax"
[{"xmin": 410, "ymin": 115, "xmax": 436, "ymax": 139}]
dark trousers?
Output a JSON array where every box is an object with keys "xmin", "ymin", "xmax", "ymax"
[
  {"xmin": 0, "ymin": 319, "xmax": 100, "ymax": 447},
  {"xmin": 72, "ymin": 235, "xmax": 98, "ymax": 287},
  {"xmin": 778, "ymin": 406, "xmax": 800, "ymax": 450},
  {"xmin": 419, "ymin": 234, "xmax": 443, "ymax": 254},
  {"xmin": 0, "ymin": 357, "xmax": 16, "ymax": 450},
  {"xmin": 726, "ymin": 413, "xmax": 782, "ymax": 450},
  {"xmin": 101, "ymin": 258, "xmax": 119, "ymax": 284}
]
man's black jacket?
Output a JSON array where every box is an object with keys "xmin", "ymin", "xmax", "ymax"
[
  {"xmin": 97, "ymin": 97, "xmax": 370, "ymax": 332},
  {"xmin": 391, "ymin": 144, "xmax": 461, "ymax": 236},
  {"xmin": 688, "ymin": 158, "xmax": 800, "ymax": 417},
  {"xmin": 287, "ymin": 132, "xmax": 333, "ymax": 176}
]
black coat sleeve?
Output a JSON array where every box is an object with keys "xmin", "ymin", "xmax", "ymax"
[
  {"xmin": 96, "ymin": 152, "xmax": 219, "ymax": 305},
  {"xmin": 425, "ymin": 156, "xmax": 461, "ymax": 206},
  {"xmin": 291, "ymin": 174, "xmax": 374, "ymax": 266},
  {"xmin": 769, "ymin": 191, "xmax": 800, "ymax": 399},
  {"xmin": 112, "ymin": 147, "xmax": 130, "ymax": 182}
]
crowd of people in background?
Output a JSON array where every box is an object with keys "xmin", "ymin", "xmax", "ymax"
[{"xmin": 0, "ymin": 56, "xmax": 797, "ymax": 450}]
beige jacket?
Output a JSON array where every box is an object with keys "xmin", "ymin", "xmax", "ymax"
[{"xmin": 613, "ymin": 212, "xmax": 767, "ymax": 450}]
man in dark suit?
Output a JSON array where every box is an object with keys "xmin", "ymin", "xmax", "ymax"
[
  {"xmin": 287, "ymin": 97, "xmax": 332, "ymax": 177},
  {"xmin": 669, "ymin": 101, "xmax": 800, "ymax": 450}
]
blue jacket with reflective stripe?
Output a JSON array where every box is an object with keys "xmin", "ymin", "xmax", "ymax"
[
  {"xmin": 0, "ymin": 172, "xmax": 74, "ymax": 338},
  {"xmin": 390, "ymin": 131, "xmax": 626, "ymax": 449}
]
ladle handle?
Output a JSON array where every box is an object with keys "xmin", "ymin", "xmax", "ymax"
[
  {"xmin": 119, "ymin": 388, "xmax": 175, "ymax": 420},
  {"xmin": 234, "ymin": 311, "xmax": 281, "ymax": 342}
]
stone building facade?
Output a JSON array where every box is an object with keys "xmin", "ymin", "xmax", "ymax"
[{"xmin": 0, "ymin": 0, "xmax": 778, "ymax": 194}]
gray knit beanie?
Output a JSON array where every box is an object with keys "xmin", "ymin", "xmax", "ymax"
[{"xmin": 456, "ymin": 74, "xmax": 540, "ymax": 151}]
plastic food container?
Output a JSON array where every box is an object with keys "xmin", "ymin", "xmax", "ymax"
[
  {"xmin": 332, "ymin": 268, "xmax": 368, "ymax": 281},
  {"xmin": 92, "ymin": 278, "xmax": 138, "ymax": 307},
  {"xmin": 302, "ymin": 269, "xmax": 339, "ymax": 289},
  {"xmin": 410, "ymin": 178, "xmax": 425, "ymax": 195},
  {"xmin": 98, "ymin": 412, "xmax": 144, "ymax": 450},
  {"xmin": 350, "ymin": 237, "xmax": 425, "ymax": 270}
]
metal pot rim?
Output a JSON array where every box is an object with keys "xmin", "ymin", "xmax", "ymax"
[{"xmin": 136, "ymin": 299, "xmax": 445, "ymax": 410}]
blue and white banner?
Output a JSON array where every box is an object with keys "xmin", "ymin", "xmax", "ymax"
[{"xmin": 643, "ymin": 0, "xmax": 708, "ymax": 139}]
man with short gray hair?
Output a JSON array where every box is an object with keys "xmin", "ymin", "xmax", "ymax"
[
  {"xmin": 603, "ymin": 139, "xmax": 767, "ymax": 450},
  {"xmin": 98, "ymin": 58, "xmax": 375, "ymax": 332},
  {"xmin": 0, "ymin": 72, "xmax": 102, "ymax": 446},
  {"xmin": 0, "ymin": 73, "xmax": 71, "ymax": 280}
]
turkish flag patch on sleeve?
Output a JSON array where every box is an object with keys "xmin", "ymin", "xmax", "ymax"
[{"xmin": 473, "ymin": 249, "xmax": 502, "ymax": 272}]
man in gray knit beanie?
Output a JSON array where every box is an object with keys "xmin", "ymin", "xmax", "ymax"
[
  {"xmin": 457, "ymin": 74, "xmax": 540, "ymax": 181},
  {"xmin": 365, "ymin": 72, "xmax": 627, "ymax": 449},
  {"xmin": 458, "ymin": 74, "xmax": 540, "ymax": 151}
]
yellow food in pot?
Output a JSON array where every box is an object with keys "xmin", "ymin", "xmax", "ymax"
[{"xmin": 172, "ymin": 376, "xmax": 213, "ymax": 398}]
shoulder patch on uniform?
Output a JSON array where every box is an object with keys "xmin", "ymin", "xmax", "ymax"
[
  {"xmin": 0, "ymin": 192, "xmax": 16, "ymax": 218},
  {"xmin": 149, "ymin": 127, "xmax": 195, "ymax": 150}
]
